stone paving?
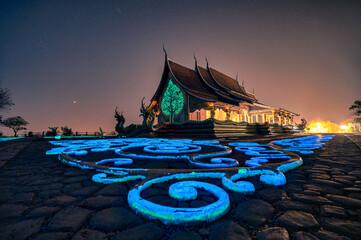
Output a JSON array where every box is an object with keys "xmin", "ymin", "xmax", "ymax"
[
  {"xmin": 0, "ymin": 134, "xmax": 361, "ymax": 240},
  {"xmin": 0, "ymin": 139, "xmax": 31, "ymax": 167}
]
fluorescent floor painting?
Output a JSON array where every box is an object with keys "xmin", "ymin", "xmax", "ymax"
[{"xmin": 46, "ymin": 135, "xmax": 334, "ymax": 225}]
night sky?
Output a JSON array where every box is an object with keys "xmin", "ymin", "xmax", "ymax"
[{"xmin": 1, "ymin": 0, "xmax": 361, "ymax": 134}]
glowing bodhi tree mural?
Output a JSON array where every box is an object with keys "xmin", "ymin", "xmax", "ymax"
[{"xmin": 161, "ymin": 79, "xmax": 184, "ymax": 122}]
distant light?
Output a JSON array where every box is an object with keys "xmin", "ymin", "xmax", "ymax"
[{"xmin": 73, "ymin": 100, "xmax": 77, "ymax": 104}]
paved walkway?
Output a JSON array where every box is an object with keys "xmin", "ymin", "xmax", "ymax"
[
  {"xmin": 346, "ymin": 133, "xmax": 361, "ymax": 149},
  {"xmin": 0, "ymin": 139, "xmax": 32, "ymax": 167},
  {"xmin": 0, "ymin": 135, "xmax": 361, "ymax": 239}
]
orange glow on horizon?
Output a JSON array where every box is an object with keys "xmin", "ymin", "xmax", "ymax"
[{"xmin": 305, "ymin": 120, "xmax": 352, "ymax": 133}]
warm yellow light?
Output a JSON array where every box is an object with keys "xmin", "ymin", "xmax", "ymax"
[
  {"xmin": 305, "ymin": 121, "xmax": 341, "ymax": 133},
  {"xmin": 340, "ymin": 124, "xmax": 352, "ymax": 133}
]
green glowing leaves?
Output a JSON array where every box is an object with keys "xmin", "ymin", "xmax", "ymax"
[{"xmin": 161, "ymin": 79, "xmax": 184, "ymax": 122}]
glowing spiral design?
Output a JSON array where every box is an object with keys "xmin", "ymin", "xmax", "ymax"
[
  {"xmin": 245, "ymin": 155, "xmax": 292, "ymax": 167},
  {"xmin": 192, "ymin": 140, "xmax": 220, "ymax": 145},
  {"xmin": 128, "ymin": 172, "xmax": 229, "ymax": 225},
  {"xmin": 92, "ymin": 173, "xmax": 146, "ymax": 184},
  {"xmin": 91, "ymin": 147, "xmax": 112, "ymax": 153},
  {"xmin": 190, "ymin": 157, "xmax": 239, "ymax": 168},
  {"xmin": 222, "ymin": 169, "xmax": 286, "ymax": 194},
  {"xmin": 47, "ymin": 135, "xmax": 336, "ymax": 225},
  {"xmin": 272, "ymin": 135, "xmax": 334, "ymax": 154},
  {"xmin": 66, "ymin": 149, "xmax": 88, "ymax": 156},
  {"xmin": 143, "ymin": 144, "xmax": 202, "ymax": 154},
  {"xmin": 95, "ymin": 158, "xmax": 133, "ymax": 166},
  {"xmin": 228, "ymin": 142, "xmax": 260, "ymax": 147},
  {"xmin": 169, "ymin": 181, "xmax": 203, "ymax": 201}
]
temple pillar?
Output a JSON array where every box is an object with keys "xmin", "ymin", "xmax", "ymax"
[
  {"xmin": 226, "ymin": 109, "xmax": 230, "ymax": 121},
  {"xmin": 262, "ymin": 114, "xmax": 265, "ymax": 123}
]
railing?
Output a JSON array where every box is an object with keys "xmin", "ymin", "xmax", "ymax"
[{"xmin": 0, "ymin": 131, "xmax": 118, "ymax": 138}]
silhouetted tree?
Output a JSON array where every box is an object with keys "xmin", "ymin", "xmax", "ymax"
[
  {"xmin": 0, "ymin": 87, "xmax": 14, "ymax": 122},
  {"xmin": 1, "ymin": 116, "xmax": 28, "ymax": 137},
  {"xmin": 297, "ymin": 118, "xmax": 308, "ymax": 130},
  {"xmin": 61, "ymin": 126, "xmax": 73, "ymax": 136},
  {"xmin": 46, "ymin": 127, "xmax": 58, "ymax": 136},
  {"xmin": 95, "ymin": 127, "xmax": 105, "ymax": 136},
  {"xmin": 350, "ymin": 99, "xmax": 361, "ymax": 116},
  {"xmin": 114, "ymin": 107, "xmax": 125, "ymax": 136}
]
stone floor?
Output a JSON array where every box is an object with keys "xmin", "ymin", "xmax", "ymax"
[{"xmin": 0, "ymin": 134, "xmax": 361, "ymax": 240}]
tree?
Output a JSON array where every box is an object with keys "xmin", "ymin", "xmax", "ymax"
[
  {"xmin": 350, "ymin": 99, "xmax": 361, "ymax": 116},
  {"xmin": 0, "ymin": 88, "xmax": 14, "ymax": 121},
  {"xmin": 160, "ymin": 79, "xmax": 184, "ymax": 122},
  {"xmin": 114, "ymin": 107, "xmax": 125, "ymax": 136},
  {"xmin": 46, "ymin": 127, "xmax": 58, "ymax": 136},
  {"xmin": 61, "ymin": 126, "xmax": 73, "ymax": 136},
  {"xmin": 297, "ymin": 118, "xmax": 307, "ymax": 130},
  {"xmin": 1, "ymin": 116, "xmax": 28, "ymax": 137},
  {"xmin": 95, "ymin": 127, "xmax": 105, "ymax": 136}
]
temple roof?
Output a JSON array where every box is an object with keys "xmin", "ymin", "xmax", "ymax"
[
  {"xmin": 208, "ymin": 67, "xmax": 246, "ymax": 94},
  {"xmin": 167, "ymin": 58, "xmax": 255, "ymax": 105},
  {"xmin": 168, "ymin": 60, "xmax": 218, "ymax": 101},
  {"xmin": 197, "ymin": 66, "xmax": 240, "ymax": 103},
  {"xmin": 150, "ymin": 53, "xmax": 296, "ymax": 115}
]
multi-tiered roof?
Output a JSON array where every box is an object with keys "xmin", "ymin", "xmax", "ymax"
[{"xmin": 151, "ymin": 54, "xmax": 256, "ymax": 106}]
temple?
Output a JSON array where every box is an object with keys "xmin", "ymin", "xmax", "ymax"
[{"xmin": 147, "ymin": 52, "xmax": 297, "ymax": 130}]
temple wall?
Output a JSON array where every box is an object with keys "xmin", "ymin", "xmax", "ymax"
[{"xmin": 189, "ymin": 109, "xmax": 211, "ymax": 121}]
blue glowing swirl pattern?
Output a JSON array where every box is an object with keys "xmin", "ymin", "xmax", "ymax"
[
  {"xmin": 272, "ymin": 135, "xmax": 334, "ymax": 154},
  {"xmin": 46, "ymin": 135, "xmax": 334, "ymax": 225},
  {"xmin": 128, "ymin": 173, "xmax": 230, "ymax": 225}
]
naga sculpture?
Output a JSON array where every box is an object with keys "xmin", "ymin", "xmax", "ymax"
[
  {"xmin": 140, "ymin": 97, "xmax": 159, "ymax": 131},
  {"xmin": 114, "ymin": 106, "xmax": 125, "ymax": 136}
]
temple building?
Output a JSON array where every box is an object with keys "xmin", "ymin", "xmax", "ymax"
[{"xmin": 147, "ymin": 52, "xmax": 297, "ymax": 128}]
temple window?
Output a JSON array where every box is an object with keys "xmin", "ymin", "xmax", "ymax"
[
  {"xmin": 230, "ymin": 111, "xmax": 239, "ymax": 122},
  {"xmin": 252, "ymin": 116, "xmax": 257, "ymax": 123},
  {"xmin": 205, "ymin": 110, "xmax": 211, "ymax": 119},
  {"xmin": 258, "ymin": 115, "xmax": 263, "ymax": 123},
  {"xmin": 215, "ymin": 109, "xmax": 227, "ymax": 121},
  {"xmin": 189, "ymin": 110, "xmax": 199, "ymax": 121}
]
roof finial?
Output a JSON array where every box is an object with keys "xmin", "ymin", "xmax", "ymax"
[
  {"xmin": 236, "ymin": 73, "xmax": 238, "ymax": 81},
  {"xmin": 193, "ymin": 52, "xmax": 197, "ymax": 65},
  {"xmin": 252, "ymin": 88, "xmax": 255, "ymax": 94},
  {"xmin": 205, "ymin": 55, "xmax": 209, "ymax": 68},
  {"xmin": 162, "ymin": 44, "xmax": 167, "ymax": 58},
  {"xmin": 242, "ymin": 79, "xmax": 245, "ymax": 86}
]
